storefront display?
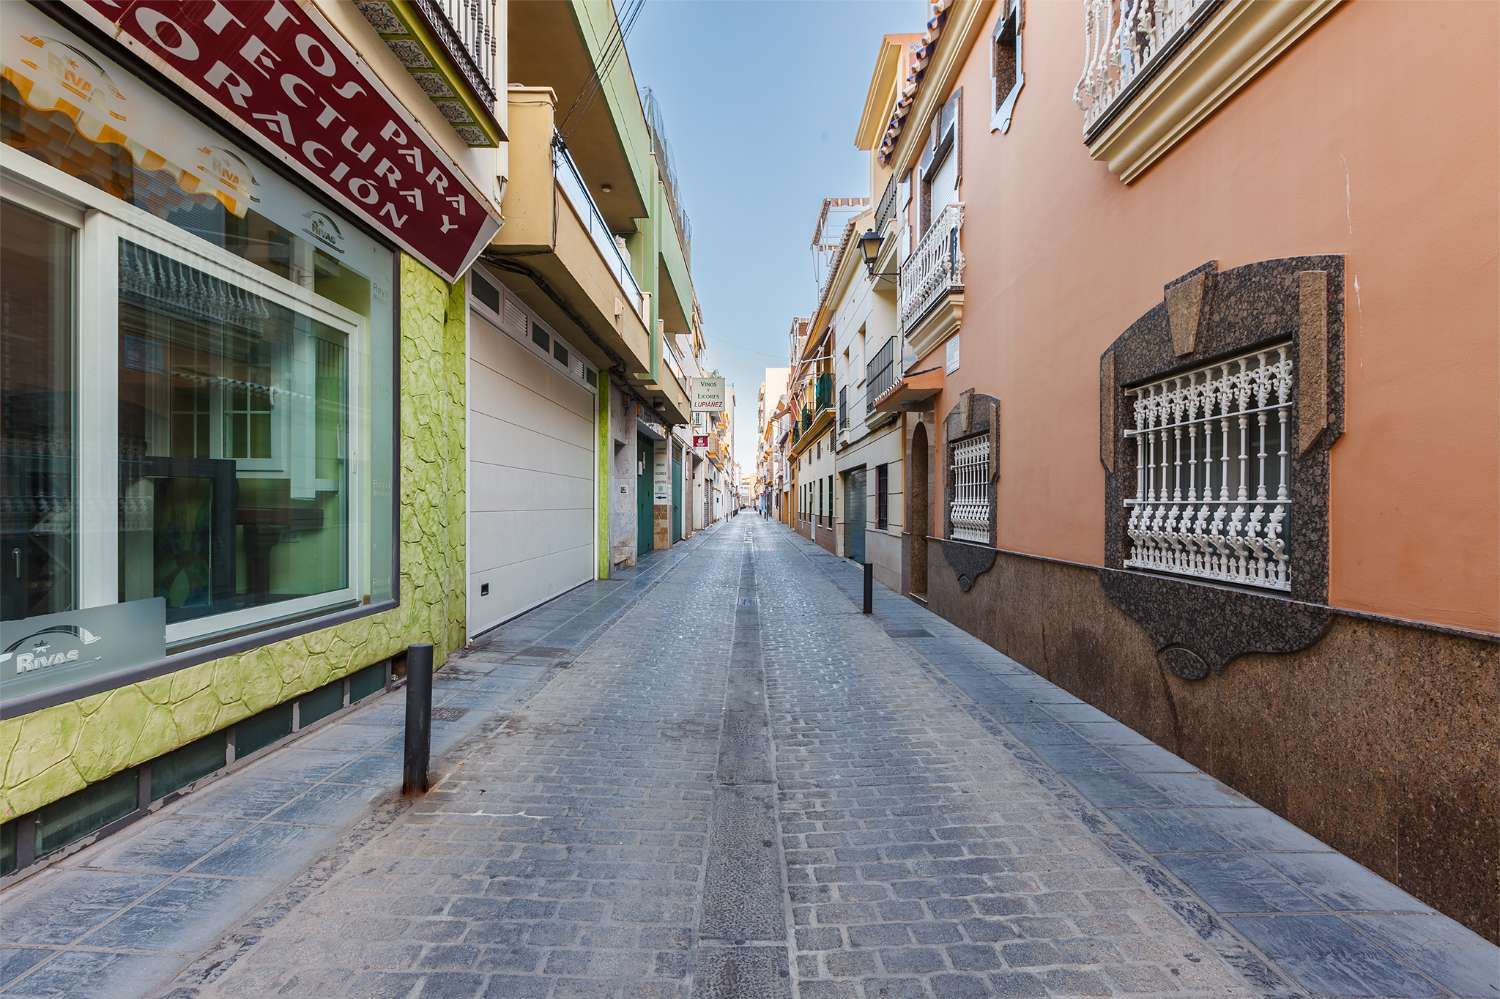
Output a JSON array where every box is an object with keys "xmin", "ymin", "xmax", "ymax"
[{"xmin": 1, "ymin": 4, "xmax": 396, "ymax": 710}]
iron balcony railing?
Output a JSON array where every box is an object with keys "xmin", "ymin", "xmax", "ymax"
[
  {"xmin": 899, "ymin": 203, "xmax": 964, "ymax": 333},
  {"xmin": 554, "ymin": 136, "xmax": 646, "ymax": 322},
  {"xmin": 417, "ymin": 0, "xmax": 498, "ymax": 106},
  {"xmin": 874, "ymin": 172, "xmax": 898, "ymax": 234},
  {"xmin": 814, "ymin": 372, "xmax": 834, "ymax": 413},
  {"xmin": 1072, "ymin": 0, "xmax": 1217, "ymax": 137},
  {"xmin": 866, "ymin": 336, "xmax": 896, "ymax": 414}
]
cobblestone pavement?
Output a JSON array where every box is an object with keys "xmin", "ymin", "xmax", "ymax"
[{"xmin": 3, "ymin": 517, "xmax": 1495, "ymax": 999}]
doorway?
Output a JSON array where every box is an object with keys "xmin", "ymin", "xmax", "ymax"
[
  {"xmin": 637, "ymin": 434, "xmax": 654, "ymax": 556},
  {"xmin": 844, "ymin": 468, "xmax": 866, "ymax": 564},
  {"xmin": 671, "ymin": 444, "xmax": 683, "ymax": 544},
  {"xmin": 910, "ymin": 423, "xmax": 930, "ymax": 597}
]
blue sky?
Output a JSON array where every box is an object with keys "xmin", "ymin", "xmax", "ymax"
[{"xmin": 624, "ymin": 0, "xmax": 929, "ymax": 474}]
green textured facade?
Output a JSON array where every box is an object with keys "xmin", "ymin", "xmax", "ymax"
[{"xmin": 0, "ymin": 256, "xmax": 467, "ymax": 824}]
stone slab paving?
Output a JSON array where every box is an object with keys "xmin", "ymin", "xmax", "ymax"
[
  {"xmin": 785, "ymin": 525, "xmax": 1499, "ymax": 999},
  {"xmin": 4, "ymin": 516, "xmax": 1494, "ymax": 999},
  {"xmin": 0, "ymin": 533, "xmax": 716, "ymax": 999}
]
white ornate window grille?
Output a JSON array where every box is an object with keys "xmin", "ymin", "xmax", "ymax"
[
  {"xmin": 1124, "ymin": 344, "xmax": 1294, "ymax": 590},
  {"xmin": 949, "ymin": 434, "xmax": 991, "ymax": 544}
]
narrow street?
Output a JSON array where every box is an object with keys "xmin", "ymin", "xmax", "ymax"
[{"xmin": 2, "ymin": 518, "xmax": 1491, "ymax": 999}]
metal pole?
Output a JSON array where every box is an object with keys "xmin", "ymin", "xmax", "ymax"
[
  {"xmin": 403, "ymin": 643, "xmax": 434, "ymax": 794},
  {"xmin": 863, "ymin": 562, "xmax": 873, "ymax": 615}
]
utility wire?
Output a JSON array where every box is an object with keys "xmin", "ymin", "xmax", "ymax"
[{"xmin": 559, "ymin": 0, "xmax": 646, "ymax": 139}]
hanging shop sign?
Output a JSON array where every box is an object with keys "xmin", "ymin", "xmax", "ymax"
[
  {"xmin": 689, "ymin": 376, "xmax": 726, "ymax": 414},
  {"xmin": 0, "ymin": 600, "xmax": 166, "ymax": 713},
  {"xmin": 692, "ymin": 434, "xmax": 709, "ymax": 449},
  {"xmin": 66, "ymin": 0, "xmax": 500, "ymax": 283}
]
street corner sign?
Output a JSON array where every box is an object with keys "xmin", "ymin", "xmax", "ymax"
[
  {"xmin": 690, "ymin": 375, "xmax": 725, "ymax": 414},
  {"xmin": 67, "ymin": 0, "xmax": 501, "ymax": 283}
]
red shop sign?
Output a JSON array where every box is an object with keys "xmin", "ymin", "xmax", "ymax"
[
  {"xmin": 70, "ymin": 0, "xmax": 500, "ymax": 283},
  {"xmin": 693, "ymin": 435, "xmax": 709, "ymax": 449}
]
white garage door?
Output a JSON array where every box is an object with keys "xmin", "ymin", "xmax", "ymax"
[{"xmin": 467, "ymin": 300, "xmax": 595, "ymax": 637}]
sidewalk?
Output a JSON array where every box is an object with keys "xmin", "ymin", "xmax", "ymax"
[
  {"xmin": 783, "ymin": 526, "xmax": 1499, "ymax": 999},
  {"xmin": 0, "ymin": 531, "xmax": 718, "ymax": 999}
]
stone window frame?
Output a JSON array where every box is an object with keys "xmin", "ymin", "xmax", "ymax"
[
  {"xmin": 1098, "ymin": 256, "xmax": 1344, "ymax": 680},
  {"xmin": 941, "ymin": 389, "xmax": 1000, "ymax": 548}
]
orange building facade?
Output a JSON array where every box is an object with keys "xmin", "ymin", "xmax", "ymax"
[{"xmin": 860, "ymin": 0, "xmax": 1498, "ymax": 939}]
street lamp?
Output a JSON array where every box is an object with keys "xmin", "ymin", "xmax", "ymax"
[{"xmin": 859, "ymin": 228, "xmax": 882, "ymax": 276}]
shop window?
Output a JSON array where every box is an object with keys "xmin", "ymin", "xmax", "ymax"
[
  {"xmin": 992, "ymin": 0, "xmax": 1024, "ymax": 133},
  {"xmin": 0, "ymin": 201, "xmax": 74, "ymax": 621},
  {"xmin": 0, "ymin": 7, "xmax": 396, "ymax": 711}
]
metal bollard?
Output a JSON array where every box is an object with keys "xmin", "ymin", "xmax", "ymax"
[
  {"xmin": 863, "ymin": 562, "xmax": 873, "ymax": 615},
  {"xmin": 403, "ymin": 643, "xmax": 434, "ymax": 794}
]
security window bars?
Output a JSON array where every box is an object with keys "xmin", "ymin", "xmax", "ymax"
[
  {"xmin": 1124, "ymin": 344, "xmax": 1294, "ymax": 591},
  {"xmin": 949, "ymin": 434, "xmax": 991, "ymax": 544},
  {"xmin": 838, "ymin": 386, "xmax": 848, "ymax": 430},
  {"xmin": 876, "ymin": 463, "xmax": 890, "ymax": 529},
  {"xmin": 866, "ymin": 336, "xmax": 896, "ymax": 414}
]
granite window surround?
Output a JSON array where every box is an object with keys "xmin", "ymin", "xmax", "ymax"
[
  {"xmin": 1098, "ymin": 256, "xmax": 1345, "ymax": 681},
  {"xmin": 935, "ymin": 390, "xmax": 1001, "ymax": 593}
]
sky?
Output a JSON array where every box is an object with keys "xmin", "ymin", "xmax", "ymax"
[{"xmin": 623, "ymin": 0, "xmax": 930, "ymax": 478}]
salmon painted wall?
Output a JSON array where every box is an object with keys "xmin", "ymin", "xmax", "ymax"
[{"xmin": 920, "ymin": 0, "xmax": 1498, "ymax": 632}]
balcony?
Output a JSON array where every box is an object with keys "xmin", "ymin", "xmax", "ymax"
[
  {"xmin": 1071, "ymin": 0, "xmax": 1340, "ymax": 181},
  {"xmin": 814, "ymin": 372, "xmax": 835, "ymax": 414},
  {"xmin": 555, "ymin": 139, "xmax": 647, "ymax": 323},
  {"xmin": 865, "ymin": 336, "xmax": 896, "ymax": 417},
  {"xmin": 494, "ymin": 89, "xmax": 677, "ymax": 416},
  {"xmin": 356, "ymin": 0, "xmax": 502, "ymax": 146},
  {"xmin": 899, "ymin": 203, "xmax": 965, "ymax": 358}
]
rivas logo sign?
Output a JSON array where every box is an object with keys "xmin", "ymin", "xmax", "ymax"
[
  {"xmin": 1, "ymin": 625, "xmax": 104, "ymax": 676},
  {"xmin": 301, "ymin": 210, "xmax": 344, "ymax": 254}
]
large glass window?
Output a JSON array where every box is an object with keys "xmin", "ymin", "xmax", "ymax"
[
  {"xmin": 0, "ymin": 201, "xmax": 75, "ymax": 620},
  {"xmin": 0, "ymin": 5, "xmax": 396, "ymax": 704},
  {"xmin": 117, "ymin": 241, "xmax": 355, "ymax": 636}
]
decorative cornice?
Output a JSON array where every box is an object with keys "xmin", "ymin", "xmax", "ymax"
[{"xmin": 1086, "ymin": 0, "xmax": 1342, "ymax": 182}]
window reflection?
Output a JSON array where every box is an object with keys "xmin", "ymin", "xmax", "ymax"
[
  {"xmin": 0, "ymin": 201, "xmax": 75, "ymax": 620},
  {"xmin": 117, "ymin": 242, "xmax": 350, "ymax": 627}
]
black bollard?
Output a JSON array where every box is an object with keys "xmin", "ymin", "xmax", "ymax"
[
  {"xmin": 863, "ymin": 562, "xmax": 873, "ymax": 615},
  {"xmin": 403, "ymin": 643, "xmax": 434, "ymax": 794}
]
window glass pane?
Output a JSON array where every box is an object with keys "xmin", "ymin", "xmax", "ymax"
[
  {"xmin": 117, "ymin": 241, "xmax": 351, "ymax": 635},
  {"xmin": 1, "ymin": 201, "xmax": 74, "ymax": 621}
]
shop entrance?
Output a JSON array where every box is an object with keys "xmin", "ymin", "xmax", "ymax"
[{"xmin": 637, "ymin": 435, "xmax": 654, "ymax": 556}]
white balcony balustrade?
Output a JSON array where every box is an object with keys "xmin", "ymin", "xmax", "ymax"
[
  {"xmin": 899, "ymin": 203, "xmax": 964, "ymax": 333},
  {"xmin": 1123, "ymin": 343, "xmax": 1294, "ymax": 591},
  {"xmin": 1072, "ymin": 0, "xmax": 1213, "ymax": 133}
]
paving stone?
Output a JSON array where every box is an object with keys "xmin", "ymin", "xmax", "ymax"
[{"xmin": 13, "ymin": 520, "xmax": 1489, "ymax": 999}]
